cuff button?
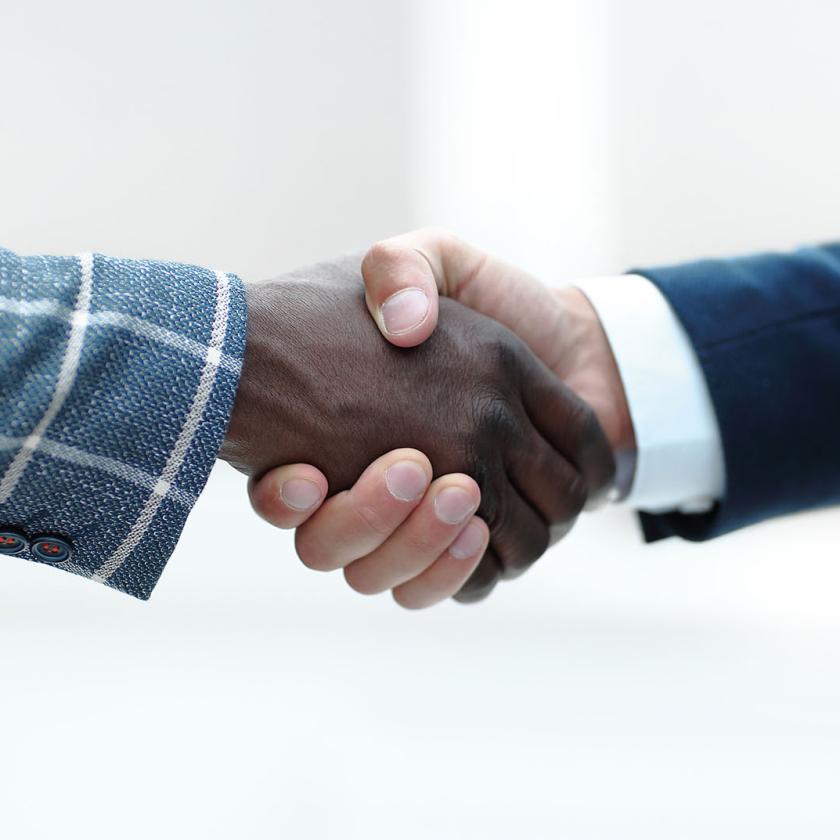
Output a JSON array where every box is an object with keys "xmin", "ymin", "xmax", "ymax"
[
  {"xmin": 32, "ymin": 536, "xmax": 73, "ymax": 564},
  {"xmin": 0, "ymin": 530, "xmax": 28, "ymax": 556}
]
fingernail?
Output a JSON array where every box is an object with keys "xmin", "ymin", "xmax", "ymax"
[
  {"xmin": 280, "ymin": 478, "xmax": 322, "ymax": 512},
  {"xmin": 449, "ymin": 520, "xmax": 486, "ymax": 560},
  {"xmin": 434, "ymin": 486, "xmax": 477, "ymax": 525},
  {"xmin": 380, "ymin": 288, "xmax": 430, "ymax": 335},
  {"xmin": 385, "ymin": 461, "xmax": 428, "ymax": 502}
]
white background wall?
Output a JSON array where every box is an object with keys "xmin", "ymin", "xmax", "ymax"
[{"xmin": 1, "ymin": 1, "xmax": 840, "ymax": 837}]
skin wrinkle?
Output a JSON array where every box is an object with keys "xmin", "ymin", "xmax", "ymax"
[{"xmin": 353, "ymin": 503, "xmax": 395, "ymax": 539}]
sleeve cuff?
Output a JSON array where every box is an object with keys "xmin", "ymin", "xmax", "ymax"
[
  {"xmin": 575, "ymin": 274, "xmax": 725, "ymax": 514},
  {"xmin": 0, "ymin": 249, "xmax": 247, "ymax": 599}
]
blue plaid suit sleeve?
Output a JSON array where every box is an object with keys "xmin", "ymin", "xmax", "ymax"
[{"xmin": 0, "ymin": 247, "xmax": 247, "ymax": 598}]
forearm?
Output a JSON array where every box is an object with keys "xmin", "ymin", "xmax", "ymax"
[{"xmin": 0, "ymin": 247, "xmax": 246, "ymax": 597}]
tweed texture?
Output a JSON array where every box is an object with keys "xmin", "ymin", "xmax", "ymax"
[{"xmin": 0, "ymin": 247, "xmax": 246, "ymax": 598}]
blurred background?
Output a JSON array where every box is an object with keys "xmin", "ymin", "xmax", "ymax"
[{"xmin": 2, "ymin": 0, "xmax": 840, "ymax": 836}]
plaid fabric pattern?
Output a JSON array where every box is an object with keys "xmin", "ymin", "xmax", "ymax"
[{"xmin": 0, "ymin": 247, "xmax": 246, "ymax": 598}]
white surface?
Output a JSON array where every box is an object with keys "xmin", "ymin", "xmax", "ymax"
[
  {"xmin": 577, "ymin": 274, "xmax": 725, "ymax": 512},
  {"xmin": 2, "ymin": 0, "xmax": 840, "ymax": 836}
]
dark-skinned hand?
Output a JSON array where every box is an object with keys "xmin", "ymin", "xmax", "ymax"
[{"xmin": 219, "ymin": 256, "xmax": 615, "ymax": 600}]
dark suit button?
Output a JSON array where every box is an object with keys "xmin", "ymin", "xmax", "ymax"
[
  {"xmin": 31, "ymin": 536, "xmax": 73, "ymax": 564},
  {"xmin": 0, "ymin": 530, "xmax": 27, "ymax": 556}
]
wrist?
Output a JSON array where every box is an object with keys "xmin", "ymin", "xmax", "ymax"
[
  {"xmin": 218, "ymin": 281, "xmax": 257, "ymax": 469},
  {"xmin": 219, "ymin": 280, "xmax": 297, "ymax": 475},
  {"xmin": 553, "ymin": 286, "xmax": 635, "ymax": 456}
]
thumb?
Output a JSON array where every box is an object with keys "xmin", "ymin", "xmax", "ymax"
[
  {"xmin": 361, "ymin": 236, "xmax": 441, "ymax": 348},
  {"xmin": 362, "ymin": 229, "xmax": 499, "ymax": 348}
]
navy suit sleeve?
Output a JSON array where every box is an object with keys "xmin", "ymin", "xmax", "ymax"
[{"xmin": 634, "ymin": 243, "xmax": 840, "ymax": 542}]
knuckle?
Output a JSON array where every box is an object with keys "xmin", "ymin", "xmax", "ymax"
[
  {"xmin": 497, "ymin": 539, "xmax": 546, "ymax": 578},
  {"xmin": 490, "ymin": 328, "xmax": 523, "ymax": 372},
  {"xmin": 454, "ymin": 574, "xmax": 497, "ymax": 603},
  {"xmin": 489, "ymin": 506, "xmax": 550, "ymax": 577},
  {"xmin": 475, "ymin": 391, "xmax": 518, "ymax": 439},
  {"xmin": 362, "ymin": 240, "xmax": 402, "ymax": 276},
  {"xmin": 563, "ymin": 472, "xmax": 588, "ymax": 518},
  {"xmin": 427, "ymin": 228, "xmax": 461, "ymax": 261},
  {"xmin": 574, "ymin": 403, "xmax": 616, "ymax": 494},
  {"xmin": 402, "ymin": 530, "xmax": 442, "ymax": 557},
  {"xmin": 454, "ymin": 551, "xmax": 500, "ymax": 601},
  {"xmin": 473, "ymin": 471, "xmax": 500, "ymax": 525},
  {"xmin": 572, "ymin": 399, "xmax": 602, "ymax": 452},
  {"xmin": 421, "ymin": 225, "xmax": 455, "ymax": 244},
  {"xmin": 485, "ymin": 489, "xmax": 511, "ymax": 535},
  {"xmin": 353, "ymin": 503, "xmax": 395, "ymax": 539}
]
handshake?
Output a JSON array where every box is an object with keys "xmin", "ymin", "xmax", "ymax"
[{"xmin": 219, "ymin": 229, "xmax": 632, "ymax": 608}]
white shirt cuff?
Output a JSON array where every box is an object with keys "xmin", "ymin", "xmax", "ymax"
[{"xmin": 575, "ymin": 275, "xmax": 726, "ymax": 514}]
